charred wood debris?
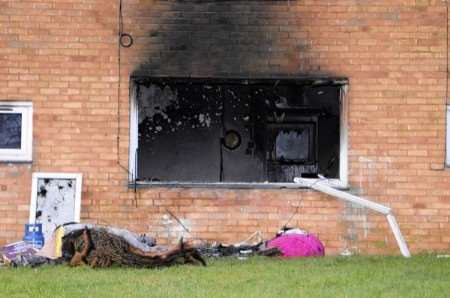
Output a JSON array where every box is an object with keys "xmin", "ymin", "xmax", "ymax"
[
  {"xmin": 61, "ymin": 227, "xmax": 280, "ymax": 269},
  {"xmin": 1, "ymin": 225, "xmax": 281, "ymax": 269}
]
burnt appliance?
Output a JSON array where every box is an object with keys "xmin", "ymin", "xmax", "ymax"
[{"xmin": 265, "ymin": 108, "xmax": 321, "ymax": 182}]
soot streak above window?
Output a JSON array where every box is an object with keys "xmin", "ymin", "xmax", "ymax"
[{"xmin": 133, "ymin": 78, "xmax": 345, "ymax": 184}]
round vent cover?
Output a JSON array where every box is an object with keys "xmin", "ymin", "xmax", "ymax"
[{"xmin": 223, "ymin": 130, "xmax": 241, "ymax": 150}]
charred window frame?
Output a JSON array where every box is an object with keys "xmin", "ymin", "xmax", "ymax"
[
  {"xmin": 129, "ymin": 78, "xmax": 348, "ymax": 188},
  {"xmin": 0, "ymin": 101, "xmax": 33, "ymax": 162}
]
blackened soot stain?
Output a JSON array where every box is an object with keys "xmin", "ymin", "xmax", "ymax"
[
  {"xmin": 68, "ymin": 181, "xmax": 72, "ymax": 188},
  {"xmin": 38, "ymin": 186, "xmax": 47, "ymax": 197},
  {"xmin": 35, "ymin": 210, "xmax": 42, "ymax": 219},
  {"xmin": 44, "ymin": 179, "xmax": 50, "ymax": 184},
  {"xmin": 58, "ymin": 185, "xmax": 63, "ymax": 190}
]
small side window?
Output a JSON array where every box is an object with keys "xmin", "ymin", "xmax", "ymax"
[
  {"xmin": 447, "ymin": 106, "xmax": 450, "ymax": 167},
  {"xmin": 0, "ymin": 101, "xmax": 33, "ymax": 162}
]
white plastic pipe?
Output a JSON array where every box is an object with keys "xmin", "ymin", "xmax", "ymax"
[
  {"xmin": 386, "ymin": 213, "xmax": 411, "ymax": 258},
  {"xmin": 294, "ymin": 178, "xmax": 411, "ymax": 257}
]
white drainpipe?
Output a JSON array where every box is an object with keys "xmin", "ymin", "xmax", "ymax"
[{"xmin": 294, "ymin": 178, "xmax": 411, "ymax": 258}]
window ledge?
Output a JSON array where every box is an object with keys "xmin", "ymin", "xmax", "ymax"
[
  {"xmin": 429, "ymin": 163, "xmax": 450, "ymax": 171},
  {"xmin": 0, "ymin": 160, "xmax": 32, "ymax": 164},
  {"xmin": 128, "ymin": 179, "xmax": 348, "ymax": 190}
]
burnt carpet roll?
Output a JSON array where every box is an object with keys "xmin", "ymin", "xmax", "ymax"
[{"xmin": 64, "ymin": 228, "xmax": 206, "ymax": 268}]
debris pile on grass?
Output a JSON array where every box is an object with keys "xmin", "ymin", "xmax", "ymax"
[
  {"xmin": 200, "ymin": 228, "xmax": 325, "ymax": 259},
  {"xmin": 64, "ymin": 228, "xmax": 205, "ymax": 268},
  {"xmin": 0, "ymin": 223, "xmax": 205, "ymax": 269},
  {"xmin": 0, "ymin": 223, "xmax": 325, "ymax": 269}
]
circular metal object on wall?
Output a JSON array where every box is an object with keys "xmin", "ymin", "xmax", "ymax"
[
  {"xmin": 120, "ymin": 33, "xmax": 134, "ymax": 48},
  {"xmin": 223, "ymin": 130, "xmax": 241, "ymax": 150}
]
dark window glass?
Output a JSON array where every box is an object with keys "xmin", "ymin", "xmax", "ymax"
[
  {"xmin": 0, "ymin": 113, "xmax": 22, "ymax": 149},
  {"xmin": 275, "ymin": 129, "xmax": 311, "ymax": 162},
  {"xmin": 134, "ymin": 78, "xmax": 343, "ymax": 183}
]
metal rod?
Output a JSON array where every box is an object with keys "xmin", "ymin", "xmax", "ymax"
[{"xmin": 165, "ymin": 208, "xmax": 190, "ymax": 233}]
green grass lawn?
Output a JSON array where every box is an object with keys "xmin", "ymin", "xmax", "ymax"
[{"xmin": 0, "ymin": 256, "xmax": 449, "ymax": 298}]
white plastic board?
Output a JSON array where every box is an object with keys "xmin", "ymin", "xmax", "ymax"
[{"xmin": 29, "ymin": 173, "xmax": 82, "ymax": 242}]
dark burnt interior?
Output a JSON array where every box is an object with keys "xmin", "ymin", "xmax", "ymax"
[{"xmin": 133, "ymin": 77, "xmax": 346, "ymax": 183}]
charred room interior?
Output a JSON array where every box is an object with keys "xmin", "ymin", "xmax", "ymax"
[{"xmin": 129, "ymin": 77, "xmax": 348, "ymax": 186}]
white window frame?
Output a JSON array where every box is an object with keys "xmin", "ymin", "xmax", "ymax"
[
  {"xmin": 0, "ymin": 101, "xmax": 33, "ymax": 162},
  {"xmin": 128, "ymin": 81, "xmax": 349, "ymax": 188},
  {"xmin": 447, "ymin": 106, "xmax": 450, "ymax": 167},
  {"xmin": 29, "ymin": 172, "xmax": 82, "ymax": 225},
  {"xmin": 300, "ymin": 84, "xmax": 349, "ymax": 189}
]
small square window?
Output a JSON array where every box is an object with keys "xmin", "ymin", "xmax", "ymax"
[
  {"xmin": 0, "ymin": 101, "xmax": 33, "ymax": 162},
  {"xmin": 447, "ymin": 106, "xmax": 450, "ymax": 167}
]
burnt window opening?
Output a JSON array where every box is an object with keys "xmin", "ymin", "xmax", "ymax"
[{"xmin": 129, "ymin": 77, "xmax": 348, "ymax": 186}]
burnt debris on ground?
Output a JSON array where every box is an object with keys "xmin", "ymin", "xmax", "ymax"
[
  {"xmin": 64, "ymin": 228, "xmax": 206, "ymax": 268},
  {"xmin": 0, "ymin": 223, "xmax": 325, "ymax": 269}
]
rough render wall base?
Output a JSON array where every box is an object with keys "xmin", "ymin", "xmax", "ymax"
[{"xmin": 0, "ymin": 0, "xmax": 450, "ymax": 255}]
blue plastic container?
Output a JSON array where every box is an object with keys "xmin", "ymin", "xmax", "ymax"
[{"xmin": 23, "ymin": 223, "xmax": 44, "ymax": 249}]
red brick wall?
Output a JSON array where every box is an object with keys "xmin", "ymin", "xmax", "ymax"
[{"xmin": 0, "ymin": 0, "xmax": 449, "ymax": 255}]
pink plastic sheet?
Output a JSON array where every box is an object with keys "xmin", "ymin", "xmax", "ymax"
[{"xmin": 267, "ymin": 234, "xmax": 325, "ymax": 258}]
